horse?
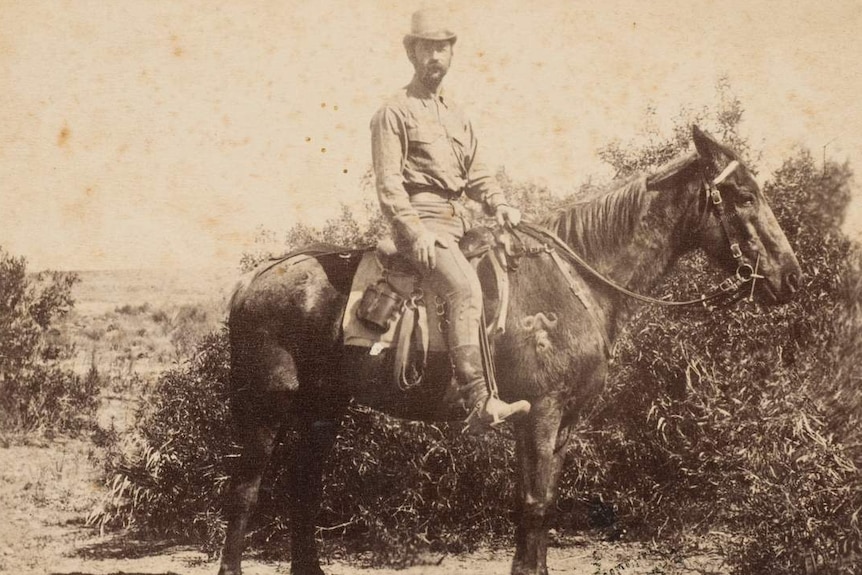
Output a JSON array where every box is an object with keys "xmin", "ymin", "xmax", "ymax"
[{"xmin": 217, "ymin": 127, "xmax": 801, "ymax": 575}]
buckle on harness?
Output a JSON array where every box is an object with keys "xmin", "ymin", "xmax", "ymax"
[{"xmin": 719, "ymin": 276, "xmax": 739, "ymax": 292}]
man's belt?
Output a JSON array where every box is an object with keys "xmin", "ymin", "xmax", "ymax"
[{"xmin": 405, "ymin": 185, "xmax": 462, "ymax": 201}]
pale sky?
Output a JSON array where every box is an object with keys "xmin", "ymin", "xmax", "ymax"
[{"xmin": 2, "ymin": 0, "xmax": 861, "ymax": 271}]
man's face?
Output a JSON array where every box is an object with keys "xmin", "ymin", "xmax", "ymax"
[{"xmin": 410, "ymin": 39, "xmax": 453, "ymax": 89}]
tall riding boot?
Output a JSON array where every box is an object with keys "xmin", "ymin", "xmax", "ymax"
[{"xmin": 451, "ymin": 345, "xmax": 531, "ymax": 433}]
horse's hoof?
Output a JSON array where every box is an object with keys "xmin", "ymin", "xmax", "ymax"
[{"xmin": 291, "ymin": 563, "xmax": 326, "ymax": 575}]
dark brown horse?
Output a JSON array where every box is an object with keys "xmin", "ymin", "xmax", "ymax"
[{"xmin": 217, "ymin": 127, "xmax": 801, "ymax": 575}]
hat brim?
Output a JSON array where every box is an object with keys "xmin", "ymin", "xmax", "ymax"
[{"xmin": 403, "ymin": 32, "xmax": 457, "ymax": 45}]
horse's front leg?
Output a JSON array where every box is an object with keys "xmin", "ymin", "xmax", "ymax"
[{"xmin": 511, "ymin": 396, "xmax": 567, "ymax": 575}]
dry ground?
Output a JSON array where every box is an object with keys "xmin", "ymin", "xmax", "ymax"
[
  {"xmin": 0, "ymin": 437, "xmax": 726, "ymax": 575},
  {"xmin": 0, "ymin": 269, "xmax": 727, "ymax": 574}
]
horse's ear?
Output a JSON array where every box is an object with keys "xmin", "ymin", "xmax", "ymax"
[{"xmin": 693, "ymin": 126, "xmax": 731, "ymax": 174}]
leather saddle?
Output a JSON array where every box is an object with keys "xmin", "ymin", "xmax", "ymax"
[{"xmin": 342, "ymin": 226, "xmax": 520, "ymax": 390}]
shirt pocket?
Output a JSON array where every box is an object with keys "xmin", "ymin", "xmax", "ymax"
[
  {"xmin": 406, "ymin": 122, "xmax": 445, "ymax": 145},
  {"xmin": 443, "ymin": 119, "xmax": 470, "ymax": 169},
  {"xmin": 443, "ymin": 117, "xmax": 469, "ymax": 148}
]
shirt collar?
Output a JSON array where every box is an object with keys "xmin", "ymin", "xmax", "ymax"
[{"xmin": 406, "ymin": 75, "xmax": 448, "ymax": 109}]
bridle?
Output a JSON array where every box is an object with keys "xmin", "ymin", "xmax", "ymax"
[
  {"xmin": 687, "ymin": 158, "xmax": 764, "ymax": 304},
  {"xmin": 516, "ymin": 157, "xmax": 765, "ymax": 310}
]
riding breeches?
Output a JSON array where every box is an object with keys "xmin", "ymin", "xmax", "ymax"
[{"xmin": 405, "ymin": 199, "xmax": 482, "ymax": 348}]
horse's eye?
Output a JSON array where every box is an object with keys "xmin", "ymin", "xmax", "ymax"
[{"xmin": 738, "ymin": 193, "xmax": 756, "ymax": 207}]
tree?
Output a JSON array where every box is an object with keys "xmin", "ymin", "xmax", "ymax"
[{"xmin": 597, "ymin": 76, "xmax": 758, "ymax": 179}]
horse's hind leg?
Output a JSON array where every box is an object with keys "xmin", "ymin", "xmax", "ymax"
[
  {"xmin": 217, "ymin": 407, "xmax": 280, "ymax": 575},
  {"xmin": 285, "ymin": 403, "xmax": 345, "ymax": 575},
  {"xmin": 218, "ymin": 336, "xmax": 296, "ymax": 575}
]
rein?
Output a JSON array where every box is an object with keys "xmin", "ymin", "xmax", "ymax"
[{"xmin": 516, "ymin": 159, "xmax": 763, "ymax": 309}]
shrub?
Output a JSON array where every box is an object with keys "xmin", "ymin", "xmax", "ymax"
[
  {"xmin": 239, "ymin": 195, "xmax": 387, "ymax": 271},
  {"xmin": 115, "ymin": 303, "xmax": 151, "ymax": 316},
  {"xmin": 92, "ymin": 83, "xmax": 862, "ymax": 574},
  {"xmin": 315, "ymin": 413, "xmax": 517, "ymax": 564},
  {"xmin": 92, "ymin": 329, "xmax": 519, "ymax": 561},
  {"xmin": 0, "ymin": 247, "xmax": 97, "ymax": 436},
  {"xmin": 90, "ymin": 330, "xmax": 233, "ymax": 545},
  {"xmin": 0, "ymin": 364, "xmax": 100, "ymax": 435},
  {"xmin": 169, "ymin": 304, "xmax": 214, "ymax": 359},
  {"xmin": 555, "ymin": 147, "xmax": 861, "ymax": 574}
]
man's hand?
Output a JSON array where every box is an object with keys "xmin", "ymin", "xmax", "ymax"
[
  {"xmin": 414, "ymin": 230, "xmax": 448, "ymax": 270},
  {"xmin": 495, "ymin": 205, "xmax": 522, "ymax": 229}
]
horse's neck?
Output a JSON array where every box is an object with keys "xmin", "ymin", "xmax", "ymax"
[{"xmin": 596, "ymin": 177, "xmax": 701, "ymax": 297}]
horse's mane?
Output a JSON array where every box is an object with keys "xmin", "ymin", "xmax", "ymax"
[{"xmin": 540, "ymin": 153, "xmax": 700, "ymax": 263}]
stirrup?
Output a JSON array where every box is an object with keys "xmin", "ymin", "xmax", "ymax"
[{"xmin": 462, "ymin": 396, "xmax": 531, "ymax": 435}]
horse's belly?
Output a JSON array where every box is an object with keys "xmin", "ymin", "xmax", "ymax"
[{"xmin": 340, "ymin": 347, "xmax": 467, "ymax": 422}]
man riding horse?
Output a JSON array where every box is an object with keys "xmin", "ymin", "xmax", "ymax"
[{"xmin": 370, "ymin": 9, "xmax": 531, "ymax": 431}]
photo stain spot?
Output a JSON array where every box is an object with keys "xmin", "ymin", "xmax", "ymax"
[
  {"xmin": 170, "ymin": 34, "xmax": 184, "ymax": 57},
  {"xmin": 320, "ymin": 147, "xmax": 327, "ymax": 153},
  {"xmin": 321, "ymin": 102, "xmax": 326, "ymax": 108},
  {"xmin": 343, "ymin": 169, "xmax": 348, "ymax": 174},
  {"xmin": 305, "ymin": 136, "xmax": 312, "ymax": 142},
  {"xmin": 57, "ymin": 125, "xmax": 70, "ymax": 147},
  {"xmin": 333, "ymin": 105, "xmax": 339, "ymax": 111}
]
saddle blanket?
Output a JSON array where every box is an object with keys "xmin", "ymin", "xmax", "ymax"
[{"xmin": 342, "ymin": 251, "xmax": 447, "ymax": 353}]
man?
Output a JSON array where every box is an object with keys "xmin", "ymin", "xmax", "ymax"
[{"xmin": 370, "ymin": 8, "xmax": 531, "ymax": 430}]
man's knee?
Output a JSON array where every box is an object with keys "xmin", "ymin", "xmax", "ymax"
[{"xmin": 436, "ymin": 250, "xmax": 480, "ymax": 301}]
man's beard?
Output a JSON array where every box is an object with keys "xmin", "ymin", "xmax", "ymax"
[{"xmin": 419, "ymin": 63, "xmax": 447, "ymax": 89}]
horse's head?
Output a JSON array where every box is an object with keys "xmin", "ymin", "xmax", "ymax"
[{"xmin": 692, "ymin": 126, "xmax": 802, "ymax": 304}]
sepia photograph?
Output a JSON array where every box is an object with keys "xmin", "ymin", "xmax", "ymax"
[{"xmin": 2, "ymin": 1, "xmax": 861, "ymax": 574}]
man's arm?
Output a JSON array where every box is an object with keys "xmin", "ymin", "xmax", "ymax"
[
  {"xmin": 370, "ymin": 106, "xmax": 426, "ymax": 247},
  {"xmin": 371, "ymin": 106, "xmax": 445, "ymax": 269}
]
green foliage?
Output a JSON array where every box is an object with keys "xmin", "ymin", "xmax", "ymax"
[{"xmin": 0, "ymin": 247, "xmax": 97, "ymax": 435}]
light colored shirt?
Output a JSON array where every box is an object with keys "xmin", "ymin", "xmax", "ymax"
[{"xmin": 370, "ymin": 76, "xmax": 506, "ymax": 245}]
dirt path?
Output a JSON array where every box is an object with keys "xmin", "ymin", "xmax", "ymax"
[{"xmin": 0, "ymin": 439, "xmax": 724, "ymax": 575}]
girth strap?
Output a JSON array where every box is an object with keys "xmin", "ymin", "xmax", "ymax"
[{"xmin": 547, "ymin": 248, "xmax": 614, "ymax": 357}]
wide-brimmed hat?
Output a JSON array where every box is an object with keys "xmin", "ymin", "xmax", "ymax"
[{"xmin": 403, "ymin": 8, "xmax": 457, "ymax": 46}]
